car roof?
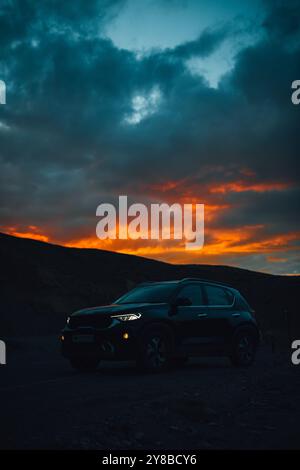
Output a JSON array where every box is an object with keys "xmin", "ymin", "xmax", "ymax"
[{"xmin": 138, "ymin": 278, "xmax": 236, "ymax": 291}]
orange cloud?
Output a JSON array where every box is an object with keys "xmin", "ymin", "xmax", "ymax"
[
  {"xmin": 146, "ymin": 176, "xmax": 292, "ymax": 197},
  {"xmin": 40, "ymin": 226, "xmax": 300, "ymax": 266},
  {"xmin": 5, "ymin": 226, "xmax": 50, "ymax": 243},
  {"xmin": 1, "ymin": 172, "xmax": 299, "ymax": 273},
  {"xmin": 209, "ymin": 181, "xmax": 291, "ymax": 194}
]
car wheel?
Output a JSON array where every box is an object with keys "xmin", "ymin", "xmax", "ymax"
[
  {"xmin": 230, "ymin": 330, "xmax": 257, "ymax": 367},
  {"xmin": 137, "ymin": 326, "xmax": 173, "ymax": 372},
  {"xmin": 70, "ymin": 357, "xmax": 99, "ymax": 372}
]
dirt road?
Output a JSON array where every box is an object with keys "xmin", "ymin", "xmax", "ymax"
[{"xmin": 0, "ymin": 337, "xmax": 299, "ymax": 449}]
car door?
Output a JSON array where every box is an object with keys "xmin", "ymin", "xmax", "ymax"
[
  {"xmin": 173, "ymin": 283, "xmax": 211, "ymax": 355},
  {"xmin": 201, "ymin": 283, "xmax": 235, "ymax": 353}
]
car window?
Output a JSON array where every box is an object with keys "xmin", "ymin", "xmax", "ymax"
[
  {"xmin": 116, "ymin": 283, "xmax": 177, "ymax": 304},
  {"xmin": 177, "ymin": 284, "xmax": 205, "ymax": 306},
  {"xmin": 205, "ymin": 285, "xmax": 233, "ymax": 306}
]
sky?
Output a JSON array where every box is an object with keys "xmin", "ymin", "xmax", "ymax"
[{"xmin": 0, "ymin": 0, "xmax": 299, "ymax": 274}]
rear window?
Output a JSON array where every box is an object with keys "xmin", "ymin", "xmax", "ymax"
[{"xmin": 205, "ymin": 285, "xmax": 234, "ymax": 306}]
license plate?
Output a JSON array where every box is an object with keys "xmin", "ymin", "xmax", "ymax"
[{"xmin": 72, "ymin": 334, "xmax": 95, "ymax": 344}]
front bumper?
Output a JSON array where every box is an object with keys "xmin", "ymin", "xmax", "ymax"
[{"xmin": 60, "ymin": 320, "xmax": 139, "ymax": 360}]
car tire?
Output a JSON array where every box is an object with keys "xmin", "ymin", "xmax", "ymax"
[
  {"xmin": 229, "ymin": 329, "xmax": 257, "ymax": 367},
  {"xmin": 70, "ymin": 357, "xmax": 99, "ymax": 372},
  {"xmin": 137, "ymin": 325, "xmax": 174, "ymax": 372}
]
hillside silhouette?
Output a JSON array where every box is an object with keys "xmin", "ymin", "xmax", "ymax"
[{"xmin": 0, "ymin": 232, "xmax": 299, "ymax": 337}]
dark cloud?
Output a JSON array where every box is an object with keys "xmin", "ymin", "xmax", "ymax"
[
  {"xmin": 0, "ymin": 0, "xmax": 126, "ymax": 44},
  {"xmin": 168, "ymin": 27, "xmax": 228, "ymax": 59},
  {"xmin": 0, "ymin": 0, "xmax": 299, "ymax": 274},
  {"xmin": 263, "ymin": 0, "xmax": 300, "ymax": 40}
]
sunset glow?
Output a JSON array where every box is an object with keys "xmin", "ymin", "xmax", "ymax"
[{"xmin": 1, "ymin": 0, "xmax": 299, "ymax": 275}]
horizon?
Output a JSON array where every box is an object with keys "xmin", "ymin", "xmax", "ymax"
[{"xmin": 2, "ymin": 230, "xmax": 299, "ymax": 278}]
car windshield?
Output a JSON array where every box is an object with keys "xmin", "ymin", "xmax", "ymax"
[{"xmin": 115, "ymin": 283, "xmax": 177, "ymax": 304}]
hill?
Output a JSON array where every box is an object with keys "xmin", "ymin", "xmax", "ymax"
[{"xmin": 0, "ymin": 232, "xmax": 299, "ymax": 337}]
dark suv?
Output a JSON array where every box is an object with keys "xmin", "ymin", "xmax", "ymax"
[{"xmin": 61, "ymin": 278, "xmax": 259, "ymax": 372}]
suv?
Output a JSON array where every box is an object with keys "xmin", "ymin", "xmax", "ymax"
[{"xmin": 61, "ymin": 278, "xmax": 259, "ymax": 372}]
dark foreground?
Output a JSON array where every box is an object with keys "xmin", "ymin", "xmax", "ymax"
[{"xmin": 0, "ymin": 337, "xmax": 299, "ymax": 450}]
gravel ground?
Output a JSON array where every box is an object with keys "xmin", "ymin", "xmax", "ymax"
[{"xmin": 0, "ymin": 336, "xmax": 299, "ymax": 449}]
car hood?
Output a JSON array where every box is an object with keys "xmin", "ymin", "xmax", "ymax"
[{"xmin": 72, "ymin": 302, "xmax": 167, "ymax": 316}]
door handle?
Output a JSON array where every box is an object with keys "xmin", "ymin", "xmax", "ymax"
[
  {"xmin": 197, "ymin": 313, "xmax": 208, "ymax": 317},
  {"xmin": 232, "ymin": 313, "xmax": 240, "ymax": 317}
]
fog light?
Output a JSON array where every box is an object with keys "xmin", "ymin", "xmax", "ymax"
[{"xmin": 123, "ymin": 332, "xmax": 129, "ymax": 340}]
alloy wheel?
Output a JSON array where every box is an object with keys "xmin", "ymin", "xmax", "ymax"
[
  {"xmin": 146, "ymin": 335, "xmax": 167, "ymax": 369},
  {"xmin": 237, "ymin": 335, "xmax": 255, "ymax": 365}
]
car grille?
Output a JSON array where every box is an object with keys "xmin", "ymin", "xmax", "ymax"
[{"xmin": 69, "ymin": 315, "xmax": 112, "ymax": 329}]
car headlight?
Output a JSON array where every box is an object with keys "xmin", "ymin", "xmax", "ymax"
[
  {"xmin": 111, "ymin": 313, "xmax": 142, "ymax": 321},
  {"xmin": 66, "ymin": 316, "xmax": 71, "ymax": 325}
]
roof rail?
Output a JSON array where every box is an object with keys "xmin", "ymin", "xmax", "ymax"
[
  {"xmin": 180, "ymin": 278, "xmax": 234, "ymax": 288},
  {"xmin": 136, "ymin": 278, "xmax": 234, "ymax": 288},
  {"xmin": 137, "ymin": 280, "xmax": 179, "ymax": 286}
]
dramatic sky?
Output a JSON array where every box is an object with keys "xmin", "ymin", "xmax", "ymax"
[{"xmin": 0, "ymin": 0, "xmax": 299, "ymax": 274}]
